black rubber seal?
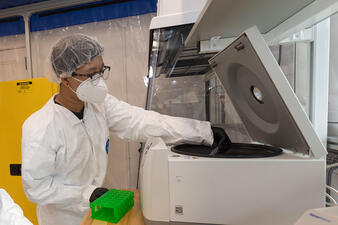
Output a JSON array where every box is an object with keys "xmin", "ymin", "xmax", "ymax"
[{"xmin": 171, "ymin": 143, "xmax": 283, "ymax": 158}]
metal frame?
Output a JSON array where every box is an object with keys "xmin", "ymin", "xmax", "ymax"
[{"xmin": 311, "ymin": 18, "xmax": 331, "ymax": 147}]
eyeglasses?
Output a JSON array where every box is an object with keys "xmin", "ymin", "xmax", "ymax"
[{"xmin": 72, "ymin": 65, "xmax": 111, "ymax": 81}]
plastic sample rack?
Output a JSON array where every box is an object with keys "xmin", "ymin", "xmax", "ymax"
[{"xmin": 90, "ymin": 189, "xmax": 134, "ymax": 223}]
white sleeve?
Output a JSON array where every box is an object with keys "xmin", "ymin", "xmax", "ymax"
[
  {"xmin": 104, "ymin": 94, "xmax": 214, "ymax": 145},
  {"xmin": 21, "ymin": 127, "xmax": 95, "ymax": 213},
  {"xmin": 0, "ymin": 189, "xmax": 33, "ymax": 225}
]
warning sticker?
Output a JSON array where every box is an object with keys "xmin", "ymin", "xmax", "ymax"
[{"xmin": 17, "ymin": 81, "xmax": 33, "ymax": 93}]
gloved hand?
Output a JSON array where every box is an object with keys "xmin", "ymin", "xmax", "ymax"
[
  {"xmin": 210, "ymin": 126, "xmax": 232, "ymax": 155},
  {"xmin": 89, "ymin": 187, "xmax": 109, "ymax": 203}
]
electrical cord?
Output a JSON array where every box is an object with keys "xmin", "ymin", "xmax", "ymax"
[
  {"xmin": 326, "ymin": 202, "xmax": 338, "ymax": 207},
  {"xmin": 326, "ymin": 185, "xmax": 338, "ymax": 207},
  {"xmin": 327, "ymin": 185, "xmax": 338, "ymax": 195},
  {"xmin": 326, "ymin": 164, "xmax": 338, "ymax": 200},
  {"xmin": 326, "ymin": 193, "xmax": 337, "ymax": 205},
  {"xmin": 327, "ymin": 162, "xmax": 338, "ymax": 169}
]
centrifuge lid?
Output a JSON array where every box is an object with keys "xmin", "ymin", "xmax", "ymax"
[{"xmin": 208, "ymin": 26, "xmax": 326, "ymax": 159}]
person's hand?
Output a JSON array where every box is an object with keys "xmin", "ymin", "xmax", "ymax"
[
  {"xmin": 89, "ymin": 187, "xmax": 109, "ymax": 203},
  {"xmin": 210, "ymin": 126, "xmax": 232, "ymax": 155}
]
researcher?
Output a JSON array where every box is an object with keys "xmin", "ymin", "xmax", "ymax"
[
  {"xmin": 21, "ymin": 34, "xmax": 227, "ymax": 225},
  {"xmin": 0, "ymin": 188, "xmax": 33, "ymax": 225}
]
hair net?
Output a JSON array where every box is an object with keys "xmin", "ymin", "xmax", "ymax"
[{"xmin": 51, "ymin": 34, "xmax": 104, "ymax": 78}]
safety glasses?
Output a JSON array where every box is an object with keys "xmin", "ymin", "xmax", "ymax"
[{"xmin": 72, "ymin": 65, "xmax": 111, "ymax": 83}]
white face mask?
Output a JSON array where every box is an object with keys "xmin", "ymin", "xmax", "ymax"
[{"xmin": 69, "ymin": 77, "xmax": 108, "ymax": 103}]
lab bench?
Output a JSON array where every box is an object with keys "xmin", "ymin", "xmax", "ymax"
[{"xmin": 80, "ymin": 190, "xmax": 145, "ymax": 225}]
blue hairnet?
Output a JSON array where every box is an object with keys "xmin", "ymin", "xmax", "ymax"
[{"xmin": 51, "ymin": 34, "xmax": 104, "ymax": 77}]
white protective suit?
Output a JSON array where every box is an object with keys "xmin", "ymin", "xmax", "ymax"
[
  {"xmin": 21, "ymin": 94, "xmax": 213, "ymax": 225},
  {"xmin": 0, "ymin": 189, "xmax": 33, "ymax": 225}
]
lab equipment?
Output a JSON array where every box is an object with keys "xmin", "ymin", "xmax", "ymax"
[
  {"xmin": 294, "ymin": 206, "xmax": 338, "ymax": 225},
  {"xmin": 139, "ymin": 26, "xmax": 327, "ymax": 225},
  {"xmin": 140, "ymin": 1, "xmax": 338, "ymax": 223},
  {"xmin": 90, "ymin": 189, "xmax": 134, "ymax": 223}
]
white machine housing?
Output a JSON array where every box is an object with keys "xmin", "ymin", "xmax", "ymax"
[
  {"xmin": 140, "ymin": 138, "xmax": 325, "ymax": 225},
  {"xmin": 140, "ymin": 26, "xmax": 327, "ymax": 225},
  {"xmin": 294, "ymin": 206, "xmax": 338, "ymax": 225}
]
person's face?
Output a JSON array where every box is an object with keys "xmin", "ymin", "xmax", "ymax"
[{"xmin": 61, "ymin": 56, "xmax": 104, "ymax": 99}]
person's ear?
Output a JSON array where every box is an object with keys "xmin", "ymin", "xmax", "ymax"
[{"xmin": 61, "ymin": 77, "xmax": 71, "ymax": 87}]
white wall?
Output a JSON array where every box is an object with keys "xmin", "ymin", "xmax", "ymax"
[{"xmin": 0, "ymin": 34, "xmax": 28, "ymax": 81}]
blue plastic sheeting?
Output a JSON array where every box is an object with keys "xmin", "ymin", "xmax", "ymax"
[
  {"xmin": 30, "ymin": 0, "xmax": 157, "ymax": 32},
  {"xmin": 0, "ymin": 0, "xmax": 49, "ymax": 10},
  {"xmin": 0, "ymin": 0, "xmax": 156, "ymax": 37},
  {"xmin": 0, "ymin": 16, "xmax": 25, "ymax": 37}
]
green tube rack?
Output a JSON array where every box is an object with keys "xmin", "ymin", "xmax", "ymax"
[{"xmin": 90, "ymin": 189, "xmax": 134, "ymax": 223}]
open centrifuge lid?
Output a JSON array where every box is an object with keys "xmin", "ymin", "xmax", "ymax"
[{"xmin": 208, "ymin": 26, "xmax": 326, "ymax": 159}]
